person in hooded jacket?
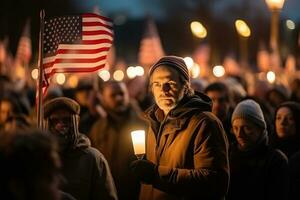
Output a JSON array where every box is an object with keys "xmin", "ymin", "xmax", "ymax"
[
  {"xmin": 43, "ymin": 97, "xmax": 118, "ymax": 200},
  {"xmin": 204, "ymin": 82, "xmax": 235, "ymax": 145},
  {"xmin": 88, "ymin": 80, "xmax": 147, "ymax": 200},
  {"xmin": 271, "ymin": 101, "xmax": 300, "ymax": 158},
  {"xmin": 227, "ymin": 99, "xmax": 289, "ymax": 200},
  {"xmin": 130, "ymin": 56, "xmax": 229, "ymax": 200}
]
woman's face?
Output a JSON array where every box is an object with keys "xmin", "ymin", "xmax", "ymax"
[{"xmin": 275, "ymin": 107, "xmax": 296, "ymax": 139}]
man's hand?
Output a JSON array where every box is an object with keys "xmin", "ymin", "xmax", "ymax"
[{"xmin": 130, "ymin": 159, "xmax": 157, "ymax": 184}]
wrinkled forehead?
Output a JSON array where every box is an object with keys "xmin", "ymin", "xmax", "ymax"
[{"xmin": 150, "ymin": 65, "xmax": 180, "ymax": 82}]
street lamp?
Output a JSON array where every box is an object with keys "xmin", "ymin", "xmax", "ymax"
[
  {"xmin": 190, "ymin": 21, "xmax": 207, "ymax": 39},
  {"xmin": 265, "ymin": 0, "xmax": 285, "ymax": 71},
  {"xmin": 235, "ymin": 19, "xmax": 251, "ymax": 66}
]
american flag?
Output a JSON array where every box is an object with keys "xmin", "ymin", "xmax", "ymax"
[
  {"xmin": 42, "ymin": 13, "xmax": 113, "ymax": 89},
  {"xmin": 16, "ymin": 19, "xmax": 32, "ymax": 65},
  {"xmin": 138, "ymin": 18, "xmax": 164, "ymax": 68}
]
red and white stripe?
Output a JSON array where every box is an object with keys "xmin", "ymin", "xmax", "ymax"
[{"xmin": 42, "ymin": 13, "xmax": 113, "ymax": 86}]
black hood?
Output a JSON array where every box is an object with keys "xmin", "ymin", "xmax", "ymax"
[
  {"xmin": 145, "ymin": 91, "xmax": 212, "ymax": 121},
  {"xmin": 169, "ymin": 91, "xmax": 212, "ymax": 117},
  {"xmin": 75, "ymin": 133, "xmax": 91, "ymax": 149}
]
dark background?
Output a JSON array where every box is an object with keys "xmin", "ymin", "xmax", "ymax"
[{"xmin": 1, "ymin": 0, "xmax": 299, "ymax": 66}]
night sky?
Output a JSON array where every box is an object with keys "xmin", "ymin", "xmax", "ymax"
[{"xmin": 1, "ymin": 0, "xmax": 299, "ymax": 65}]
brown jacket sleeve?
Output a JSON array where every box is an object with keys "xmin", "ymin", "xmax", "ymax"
[{"xmin": 153, "ymin": 114, "xmax": 229, "ymax": 199}]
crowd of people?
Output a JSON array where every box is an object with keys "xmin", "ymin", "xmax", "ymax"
[{"xmin": 1, "ymin": 55, "xmax": 300, "ymax": 200}]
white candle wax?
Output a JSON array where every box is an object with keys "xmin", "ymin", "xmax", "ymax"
[{"xmin": 131, "ymin": 130, "xmax": 145, "ymax": 156}]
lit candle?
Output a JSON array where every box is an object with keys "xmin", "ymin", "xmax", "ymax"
[{"xmin": 131, "ymin": 130, "xmax": 145, "ymax": 159}]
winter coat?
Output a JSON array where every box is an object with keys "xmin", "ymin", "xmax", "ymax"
[
  {"xmin": 271, "ymin": 101, "xmax": 300, "ymax": 158},
  {"xmin": 61, "ymin": 134, "xmax": 118, "ymax": 200},
  {"xmin": 140, "ymin": 92, "xmax": 230, "ymax": 200},
  {"xmin": 89, "ymin": 105, "xmax": 147, "ymax": 200},
  {"xmin": 289, "ymin": 150, "xmax": 300, "ymax": 200},
  {"xmin": 270, "ymin": 136, "xmax": 300, "ymax": 159},
  {"xmin": 227, "ymin": 138, "xmax": 289, "ymax": 200}
]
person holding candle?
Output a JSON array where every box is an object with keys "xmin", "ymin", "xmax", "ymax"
[
  {"xmin": 130, "ymin": 56, "xmax": 229, "ymax": 200},
  {"xmin": 88, "ymin": 81, "xmax": 147, "ymax": 200}
]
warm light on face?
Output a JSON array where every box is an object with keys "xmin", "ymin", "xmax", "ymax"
[
  {"xmin": 235, "ymin": 19, "xmax": 251, "ymax": 38},
  {"xmin": 275, "ymin": 107, "xmax": 296, "ymax": 138},
  {"xmin": 113, "ymin": 70, "xmax": 124, "ymax": 81},
  {"xmin": 190, "ymin": 21, "xmax": 207, "ymax": 39},
  {"xmin": 131, "ymin": 130, "xmax": 145, "ymax": 158},
  {"xmin": 213, "ymin": 65, "xmax": 225, "ymax": 77},
  {"xmin": 31, "ymin": 68, "xmax": 39, "ymax": 80},
  {"xmin": 232, "ymin": 118, "xmax": 264, "ymax": 151},
  {"xmin": 151, "ymin": 66, "xmax": 185, "ymax": 115},
  {"xmin": 56, "ymin": 73, "xmax": 66, "ymax": 85},
  {"xmin": 266, "ymin": 71, "xmax": 276, "ymax": 83},
  {"xmin": 98, "ymin": 69, "xmax": 110, "ymax": 82}
]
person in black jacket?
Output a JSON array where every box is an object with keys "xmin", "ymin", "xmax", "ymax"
[
  {"xmin": 204, "ymin": 82, "xmax": 235, "ymax": 144},
  {"xmin": 228, "ymin": 99, "xmax": 289, "ymax": 200},
  {"xmin": 289, "ymin": 150, "xmax": 300, "ymax": 200},
  {"xmin": 271, "ymin": 101, "xmax": 300, "ymax": 158},
  {"xmin": 89, "ymin": 81, "xmax": 146, "ymax": 200},
  {"xmin": 0, "ymin": 129, "xmax": 61, "ymax": 200},
  {"xmin": 43, "ymin": 97, "xmax": 118, "ymax": 200}
]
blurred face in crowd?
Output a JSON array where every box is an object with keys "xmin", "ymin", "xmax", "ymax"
[
  {"xmin": 267, "ymin": 91, "xmax": 286, "ymax": 108},
  {"xmin": 275, "ymin": 107, "xmax": 296, "ymax": 139},
  {"xmin": 206, "ymin": 90, "xmax": 229, "ymax": 121},
  {"xmin": 75, "ymin": 90, "xmax": 91, "ymax": 107},
  {"xmin": 1, "ymin": 132, "xmax": 61, "ymax": 200},
  {"xmin": 150, "ymin": 65, "xmax": 186, "ymax": 115},
  {"xmin": 32, "ymin": 135, "xmax": 61, "ymax": 200},
  {"xmin": 101, "ymin": 82, "xmax": 130, "ymax": 113},
  {"xmin": 49, "ymin": 109, "xmax": 74, "ymax": 150},
  {"xmin": 32, "ymin": 150, "xmax": 61, "ymax": 200},
  {"xmin": 232, "ymin": 118, "xmax": 263, "ymax": 151},
  {"xmin": 3, "ymin": 116, "xmax": 28, "ymax": 132},
  {"xmin": 0, "ymin": 100, "xmax": 12, "ymax": 125}
]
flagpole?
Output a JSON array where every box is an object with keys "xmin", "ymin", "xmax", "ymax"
[{"xmin": 37, "ymin": 9, "xmax": 45, "ymax": 129}]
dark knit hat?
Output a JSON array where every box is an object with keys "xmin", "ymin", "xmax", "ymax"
[
  {"xmin": 149, "ymin": 56, "xmax": 189, "ymax": 82},
  {"xmin": 44, "ymin": 97, "xmax": 80, "ymax": 118},
  {"xmin": 232, "ymin": 99, "xmax": 266, "ymax": 130}
]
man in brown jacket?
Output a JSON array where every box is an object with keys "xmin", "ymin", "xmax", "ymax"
[{"xmin": 131, "ymin": 56, "xmax": 230, "ymax": 200}]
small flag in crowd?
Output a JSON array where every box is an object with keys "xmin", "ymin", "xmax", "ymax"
[
  {"xmin": 0, "ymin": 40, "xmax": 7, "ymax": 64},
  {"xmin": 16, "ymin": 19, "xmax": 32, "ymax": 65},
  {"xmin": 42, "ymin": 13, "xmax": 113, "ymax": 93},
  {"xmin": 138, "ymin": 18, "xmax": 164, "ymax": 68}
]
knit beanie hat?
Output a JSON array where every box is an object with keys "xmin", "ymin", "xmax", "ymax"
[
  {"xmin": 232, "ymin": 99, "xmax": 266, "ymax": 130},
  {"xmin": 44, "ymin": 97, "xmax": 80, "ymax": 118},
  {"xmin": 149, "ymin": 56, "xmax": 189, "ymax": 82}
]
